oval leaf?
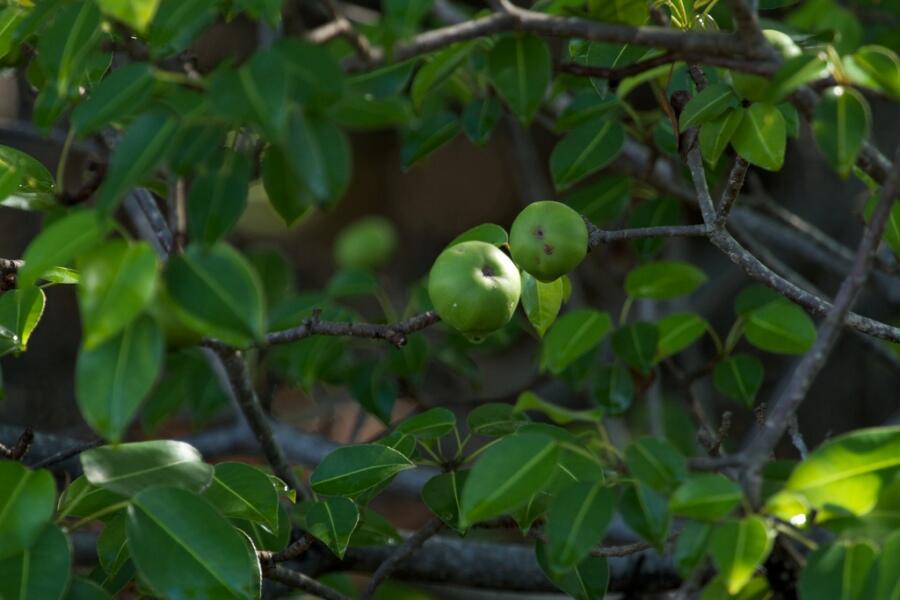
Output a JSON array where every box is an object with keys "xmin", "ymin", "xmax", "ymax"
[
  {"xmin": 19, "ymin": 210, "xmax": 107, "ymax": 289},
  {"xmin": 545, "ymin": 481, "xmax": 614, "ymax": 571},
  {"xmin": 488, "ymin": 34, "xmax": 551, "ymax": 123},
  {"xmin": 0, "ymin": 462, "xmax": 55, "ymax": 560},
  {"xmin": 731, "ymin": 103, "xmax": 786, "ymax": 171},
  {"xmin": 710, "ymin": 516, "xmax": 774, "ymax": 595},
  {"xmin": 670, "ymin": 474, "xmax": 743, "ymax": 521},
  {"xmin": 744, "ymin": 300, "xmax": 816, "ymax": 355},
  {"xmin": 202, "ymin": 462, "xmax": 280, "ymax": 529},
  {"xmin": 541, "ymin": 309, "xmax": 612, "ymax": 374},
  {"xmin": 713, "ymin": 354, "xmax": 764, "ymax": 407},
  {"xmin": 0, "ymin": 524, "xmax": 71, "ymax": 600},
  {"xmin": 306, "ymin": 497, "xmax": 359, "ymax": 559},
  {"xmin": 550, "ymin": 118, "xmax": 625, "ymax": 190},
  {"xmin": 812, "ymin": 86, "xmax": 870, "ymax": 178},
  {"xmin": 310, "ymin": 444, "xmax": 415, "ymax": 496},
  {"xmin": 396, "ymin": 407, "xmax": 456, "ymax": 439},
  {"xmin": 625, "ymin": 261, "xmax": 708, "ymax": 300}
]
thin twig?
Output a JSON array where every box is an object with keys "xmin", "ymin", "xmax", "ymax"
[
  {"xmin": 265, "ymin": 565, "xmax": 352, "ymax": 600},
  {"xmin": 258, "ymin": 534, "xmax": 313, "ymax": 564},
  {"xmin": 716, "ymin": 156, "xmax": 750, "ymax": 228},
  {"xmin": 258, "ymin": 310, "xmax": 440, "ymax": 349},
  {"xmin": 588, "ymin": 223, "xmax": 708, "ymax": 247},
  {"xmin": 363, "ymin": 517, "xmax": 444, "ymax": 600},
  {"xmin": 4, "ymin": 428, "xmax": 35, "ymax": 460},
  {"xmin": 30, "ymin": 438, "xmax": 104, "ymax": 469}
]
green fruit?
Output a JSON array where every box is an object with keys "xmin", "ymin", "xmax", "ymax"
[
  {"xmin": 509, "ymin": 201, "xmax": 588, "ymax": 283},
  {"xmin": 428, "ymin": 241, "xmax": 521, "ymax": 337},
  {"xmin": 732, "ymin": 30, "xmax": 802, "ymax": 102},
  {"xmin": 335, "ymin": 216, "xmax": 397, "ymax": 270}
]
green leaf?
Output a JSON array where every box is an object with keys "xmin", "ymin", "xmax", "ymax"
[
  {"xmin": 461, "ymin": 97, "xmax": 503, "ymax": 146},
  {"xmin": 127, "ymin": 487, "xmax": 260, "ymax": 599},
  {"xmin": 19, "ymin": 210, "xmax": 106, "ymax": 289},
  {"xmin": 541, "ymin": 309, "xmax": 612, "ymax": 374},
  {"xmin": 812, "ymin": 86, "xmax": 871, "ymax": 178},
  {"xmin": 620, "ymin": 482, "xmax": 670, "ymax": 547},
  {"xmin": 235, "ymin": 503, "xmax": 291, "ymax": 553},
  {"xmin": 536, "ymin": 542, "xmax": 609, "ymax": 600},
  {"xmin": 306, "ymin": 497, "xmax": 359, "ymax": 559},
  {"xmin": 0, "ymin": 145, "xmax": 55, "ymax": 211},
  {"xmin": 521, "ymin": 272, "xmax": 564, "ymax": 338},
  {"xmin": 76, "ymin": 315, "xmax": 163, "ymax": 442},
  {"xmin": 400, "ymin": 111, "xmax": 460, "ymax": 170},
  {"xmin": 164, "ymin": 243, "xmax": 266, "ymax": 347},
  {"xmin": 261, "ymin": 145, "xmax": 310, "ymax": 226},
  {"xmin": 675, "ymin": 521, "xmax": 713, "ymax": 577},
  {"xmin": 734, "ymin": 283, "xmax": 782, "ymax": 316},
  {"xmin": 564, "ymin": 176, "xmax": 630, "ymax": 226},
  {"xmin": 656, "ymin": 312, "xmax": 708, "ymax": 360},
  {"xmin": 862, "ymin": 530, "xmax": 900, "ymax": 599},
  {"xmin": 785, "ymin": 426, "xmax": 900, "ymax": 519},
  {"xmin": 670, "ymin": 474, "xmax": 743, "ymax": 521},
  {"xmin": 330, "ymin": 95, "xmax": 413, "ymax": 129},
  {"xmin": 283, "ymin": 111, "xmax": 351, "ymax": 207},
  {"xmin": 348, "ymin": 507, "xmax": 401, "ymax": 547},
  {"xmin": 95, "ymin": 111, "xmax": 179, "ymax": 212},
  {"xmin": 0, "ymin": 462, "xmax": 55, "ymax": 560},
  {"xmin": 731, "ymin": 103, "xmax": 786, "ymax": 171},
  {"xmin": 797, "ymin": 540, "xmax": 876, "ymax": 600},
  {"xmin": 591, "ymin": 362, "xmax": 634, "ymax": 415},
  {"xmin": 488, "ymin": 34, "xmax": 551, "ymax": 123},
  {"xmin": 67, "ymin": 577, "xmax": 114, "ymax": 600},
  {"xmin": 710, "ymin": 516, "xmax": 774, "ymax": 595},
  {"xmin": 411, "ymin": 41, "xmax": 478, "ymax": 109},
  {"xmin": 744, "ymin": 300, "xmax": 817, "ymax": 355},
  {"xmin": 625, "ymin": 261, "xmax": 708, "ymax": 300},
  {"xmin": 310, "ymin": 444, "xmax": 415, "ymax": 496},
  {"xmin": 845, "ymin": 45, "xmax": 900, "ymax": 101},
  {"xmin": 611, "ymin": 322, "xmax": 658, "ymax": 375},
  {"xmin": 145, "ymin": 0, "xmax": 216, "ymax": 57},
  {"xmin": 274, "ymin": 39, "xmax": 345, "ymax": 109},
  {"xmin": 460, "ymin": 433, "xmax": 559, "ymax": 526},
  {"xmin": 550, "ymin": 118, "xmax": 625, "ymax": 190},
  {"xmin": 449, "ymin": 223, "xmax": 508, "ymax": 248},
  {"xmin": 202, "ymin": 462, "xmax": 280, "ymax": 529},
  {"xmin": 713, "ymin": 354, "xmax": 764, "ymax": 407},
  {"xmin": 466, "ymin": 403, "xmax": 529, "ymax": 436},
  {"xmin": 77, "ymin": 240, "xmax": 158, "ymax": 349},
  {"xmin": 396, "ymin": 407, "xmax": 456, "ymax": 439},
  {"xmin": 679, "ymin": 83, "xmax": 739, "ymax": 130},
  {"xmin": 701, "ymin": 575, "xmax": 772, "ymax": 600},
  {"xmin": 422, "ymin": 470, "xmax": 469, "ymax": 533},
  {"xmin": 0, "ymin": 524, "xmax": 71, "ymax": 600},
  {"xmin": 81, "ymin": 440, "xmax": 213, "ymax": 497},
  {"xmin": 57, "ymin": 476, "xmax": 127, "ymax": 522},
  {"xmin": 764, "ymin": 54, "xmax": 828, "ymax": 103},
  {"xmin": 187, "ymin": 150, "xmax": 250, "ymax": 245},
  {"xmin": 514, "ymin": 391, "xmax": 603, "ymax": 425},
  {"xmin": 545, "ymin": 481, "xmax": 614, "ymax": 571},
  {"xmin": 0, "ymin": 286, "xmax": 46, "ymax": 354},
  {"xmin": 95, "ymin": 0, "xmax": 160, "ymax": 32},
  {"xmin": 625, "ymin": 436, "xmax": 687, "ymax": 493},
  {"xmin": 0, "ymin": 8, "xmax": 26, "ymax": 61},
  {"xmin": 700, "ymin": 108, "xmax": 744, "ymax": 166}
]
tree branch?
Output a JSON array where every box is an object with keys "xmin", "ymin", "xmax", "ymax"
[
  {"xmin": 588, "ymin": 223, "xmax": 708, "ymax": 247},
  {"xmin": 716, "ymin": 156, "xmax": 750, "ymax": 228},
  {"xmin": 265, "ymin": 564, "xmax": 352, "ymax": 600},
  {"xmin": 363, "ymin": 517, "xmax": 444, "ymax": 600},
  {"xmin": 261, "ymin": 310, "xmax": 440, "ymax": 349}
]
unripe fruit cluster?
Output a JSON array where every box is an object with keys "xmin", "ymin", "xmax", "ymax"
[{"xmin": 428, "ymin": 201, "xmax": 588, "ymax": 338}]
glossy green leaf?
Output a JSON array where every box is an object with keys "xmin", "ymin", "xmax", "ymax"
[
  {"xmin": 0, "ymin": 462, "xmax": 55, "ymax": 560},
  {"xmin": 81, "ymin": 440, "xmax": 213, "ymax": 497},
  {"xmin": 679, "ymin": 83, "xmax": 739, "ymax": 130},
  {"xmin": 488, "ymin": 34, "xmax": 551, "ymax": 123},
  {"xmin": 545, "ymin": 481, "xmax": 614, "ymax": 571},
  {"xmin": 710, "ymin": 516, "xmax": 773, "ymax": 594},
  {"xmin": 670, "ymin": 474, "xmax": 743, "ymax": 521},
  {"xmin": 656, "ymin": 312, "xmax": 708, "ymax": 360},
  {"xmin": 310, "ymin": 444, "xmax": 415, "ymax": 496},
  {"xmin": 187, "ymin": 150, "xmax": 250, "ymax": 245},
  {"xmin": 521, "ymin": 272, "xmax": 564, "ymax": 338},
  {"xmin": 812, "ymin": 86, "xmax": 871, "ymax": 178},
  {"xmin": 95, "ymin": 111, "xmax": 179, "ymax": 212},
  {"xmin": 396, "ymin": 407, "xmax": 456, "ymax": 439},
  {"xmin": 514, "ymin": 391, "xmax": 603, "ymax": 425},
  {"xmin": 164, "ymin": 243, "xmax": 266, "ymax": 347},
  {"xmin": 541, "ymin": 309, "xmax": 612, "ymax": 374},
  {"xmin": 583, "ymin": 41, "xmax": 649, "ymax": 98},
  {"xmin": 401, "ymin": 111, "xmax": 460, "ymax": 170},
  {"xmin": 66, "ymin": 577, "xmax": 114, "ymax": 600},
  {"xmin": 620, "ymin": 482, "xmax": 670, "ymax": 547},
  {"xmin": 78, "ymin": 240, "xmax": 158, "ymax": 348},
  {"xmin": 0, "ymin": 286, "xmax": 46, "ymax": 354},
  {"xmin": 744, "ymin": 300, "xmax": 816, "ymax": 355},
  {"xmin": 625, "ymin": 260, "xmax": 708, "ymax": 300},
  {"xmin": 701, "ymin": 575, "xmax": 772, "ymax": 600},
  {"xmin": 283, "ymin": 111, "xmax": 351, "ymax": 206},
  {"xmin": 612, "ymin": 322, "xmax": 658, "ymax": 375},
  {"xmin": 845, "ymin": 45, "xmax": 900, "ymax": 101},
  {"xmin": 785, "ymin": 426, "xmax": 900, "ymax": 519},
  {"xmin": 798, "ymin": 540, "xmax": 876, "ymax": 600},
  {"xmin": 306, "ymin": 497, "xmax": 359, "ymax": 559},
  {"xmin": 713, "ymin": 354, "xmax": 764, "ymax": 407},
  {"xmin": 466, "ymin": 403, "xmax": 529, "ymax": 436},
  {"xmin": 95, "ymin": 0, "xmax": 160, "ymax": 32},
  {"xmin": 862, "ymin": 529, "xmax": 900, "ymax": 599},
  {"xmin": 127, "ymin": 487, "xmax": 260, "ymax": 599},
  {"xmin": 460, "ymin": 433, "xmax": 559, "ymax": 526},
  {"xmin": 625, "ymin": 437, "xmax": 687, "ymax": 493},
  {"xmin": 734, "ymin": 283, "xmax": 782, "ymax": 317},
  {"xmin": 348, "ymin": 507, "xmax": 401, "ymax": 547},
  {"xmin": 536, "ymin": 542, "xmax": 609, "ymax": 600},
  {"xmin": 0, "ymin": 145, "xmax": 55, "ymax": 211},
  {"xmin": 0, "ymin": 8, "xmax": 26, "ymax": 61},
  {"xmin": 261, "ymin": 145, "xmax": 310, "ymax": 226},
  {"xmin": 56, "ymin": 476, "xmax": 127, "ymax": 522},
  {"xmin": 235, "ymin": 503, "xmax": 291, "ymax": 553},
  {"xmin": 411, "ymin": 41, "xmax": 478, "ymax": 109},
  {"xmin": 19, "ymin": 210, "xmax": 106, "ymax": 289},
  {"xmin": 731, "ymin": 103, "xmax": 786, "ymax": 171},
  {"xmin": 202, "ymin": 462, "xmax": 279, "ymax": 529},
  {"xmin": 76, "ymin": 315, "xmax": 163, "ymax": 442},
  {"xmin": 550, "ymin": 118, "xmax": 625, "ymax": 190},
  {"xmin": 675, "ymin": 521, "xmax": 713, "ymax": 577},
  {"xmin": 591, "ymin": 362, "xmax": 634, "ymax": 415},
  {"xmin": 0, "ymin": 524, "xmax": 71, "ymax": 600},
  {"xmin": 275, "ymin": 39, "xmax": 344, "ymax": 108},
  {"xmin": 422, "ymin": 470, "xmax": 469, "ymax": 533},
  {"xmin": 564, "ymin": 176, "xmax": 630, "ymax": 226},
  {"xmin": 764, "ymin": 54, "xmax": 828, "ymax": 103},
  {"xmin": 700, "ymin": 108, "xmax": 744, "ymax": 166},
  {"xmin": 449, "ymin": 223, "xmax": 508, "ymax": 248},
  {"xmin": 461, "ymin": 97, "xmax": 502, "ymax": 146}
]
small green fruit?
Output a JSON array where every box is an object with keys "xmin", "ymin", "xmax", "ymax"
[
  {"xmin": 732, "ymin": 30, "xmax": 802, "ymax": 102},
  {"xmin": 428, "ymin": 241, "xmax": 521, "ymax": 337},
  {"xmin": 509, "ymin": 200, "xmax": 588, "ymax": 283},
  {"xmin": 335, "ymin": 216, "xmax": 397, "ymax": 270}
]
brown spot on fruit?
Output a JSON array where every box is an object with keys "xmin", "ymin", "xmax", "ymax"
[
  {"xmin": 533, "ymin": 227, "xmax": 544, "ymax": 239},
  {"xmin": 543, "ymin": 243, "xmax": 554, "ymax": 255},
  {"xmin": 481, "ymin": 265, "xmax": 495, "ymax": 277}
]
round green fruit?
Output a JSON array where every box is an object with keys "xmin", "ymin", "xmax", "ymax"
[
  {"xmin": 428, "ymin": 241, "xmax": 521, "ymax": 338},
  {"xmin": 334, "ymin": 216, "xmax": 397, "ymax": 270},
  {"xmin": 732, "ymin": 30, "xmax": 801, "ymax": 102},
  {"xmin": 509, "ymin": 200, "xmax": 588, "ymax": 283}
]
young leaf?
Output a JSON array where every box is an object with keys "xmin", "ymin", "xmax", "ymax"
[
  {"xmin": 310, "ymin": 444, "xmax": 415, "ymax": 496},
  {"xmin": 550, "ymin": 118, "xmax": 625, "ymax": 190},
  {"xmin": 0, "ymin": 145, "xmax": 55, "ymax": 211},
  {"xmin": 0, "ymin": 524, "xmax": 71, "ymax": 600},
  {"xmin": 710, "ymin": 517, "xmax": 774, "ymax": 595},
  {"xmin": 731, "ymin": 103, "xmax": 786, "ymax": 171},
  {"xmin": 0, "ymin": 462, "xmax": 55, "ymax": 560},
  {"xmin": 18, "ymin": 210, "xmax": 107, "ymax": 289},
  {"xmin": 670, "ymin": 474, "xmax": 743, "ymax": 521},
  {"xmin": 202, "ymin": 462, "xmax": 280, "ymax": 529},
  {"xmin": 127, "ymin": 487, "xmax": 261, "ymax": 599},
  {"xmin": 521, "ymin": 272, "xmax": 564, "ymax": 338},
  {"xmin": 700, "ymin": 108, "xmax": 744, "ymax": 166},
  {"xmin": 306, "ymin": 497, "xmax": 359, "ymax": 559},
  {"xmin": 81, "ymin": 440, "xmax": 213, "ymax": 497},
  {"xmin": 541, "ymin": 309, "xmax": 612, "ymax": 374},
  {"xmin": 545, "ymin": 481, "xmax": 614, "ymax": 571},
  {"xmin": 77, "ymin": 240, "xmax": 158, "ymax": 349},
  {"xmin": 422, "ymin": 470, "xmax": 470, "ymax": 532},
  {"xmin": 76, "ymin": 315, "xmax": 163, "ymax": 443},
  {"xmin": 460, "ymin": 433, "xmax": 559, "ymax": 526},
  {"xmin": 611, "ymin": 322, "xmax": 659, "ymax": 375},
  {"xmin": 514, "ymin": 391, "xmax": 603, "ymax": 425},
  {"xmin": 713, "ymin": 354, "xmax": 764, "ymax": 407},
  {"xmin": 536, "ymin": 542, "xmax": 609, "ymax": 600},
  {"xmin": 466, "ymin": 403, "xmax": 529, "ymax": 436},
  {"xmin": 625, "ymin": 437, "xmax": 688, "ymax": 493},
  {"xmin": 488, "ymin": 34, "xmax": 551, "ymax": 123},
  {"xmin": 656, "ymin": 312, "xmax": 708, "ymax": 360},
  {"xmin": 812, "ymin": 86, "xmax": 871, "ymax": 178},
  {"xmin": 396, "ymin": 407, "xmax": 456, "ymax": 439},
  {"xmin": 0, "ymin": 286, "xmax": 46, "ymax": 354},
  {"xmin": 620, "ymin": 482, "xmax": 670, "ymax": 547},
  {"xmin": 679, "ymin": 83, "xmax": 739, "ymax": 130},
  {"xmin": 625, "ymin": 261, "xmax": 708, "ymax": 300},
  {"xmin": 744, "ymin": 300, "xmax": 816, "ymax": 355}
]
